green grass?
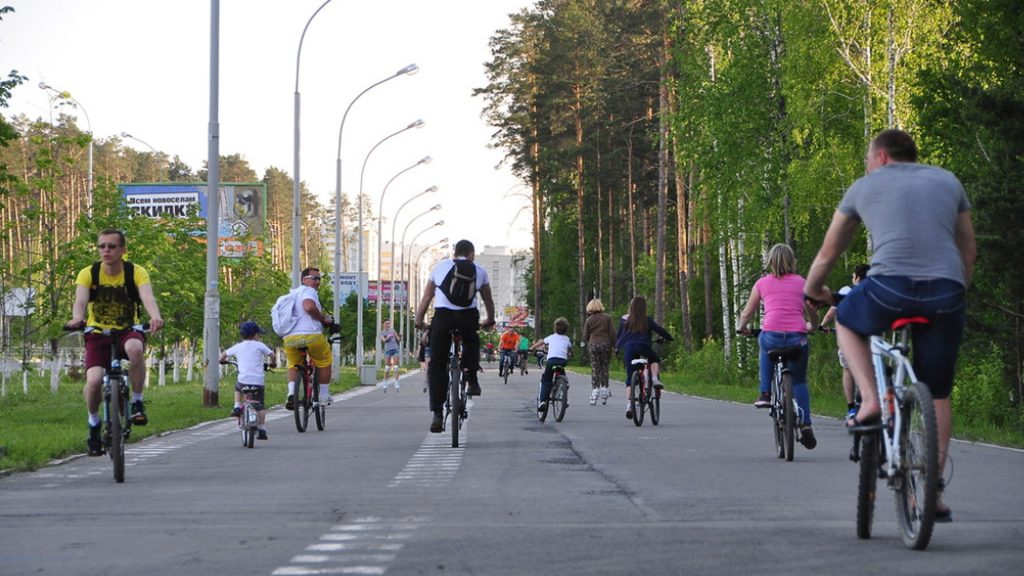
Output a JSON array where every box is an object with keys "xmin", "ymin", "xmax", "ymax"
[{"xmin": 0, "ymin": 366, "xmax": 363, "ymax": 473}]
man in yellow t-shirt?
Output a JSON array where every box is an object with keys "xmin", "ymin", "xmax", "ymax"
[{"xmin": 67, "ymin": 229, "xmax": 163, "ymax": 456}]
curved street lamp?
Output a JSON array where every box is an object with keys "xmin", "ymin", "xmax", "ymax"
[
  {"xmin": 355, "ymin": 119, "xmax": 425, "ymax": 372},
  {"xmin": 397, "ymin": 219, "xmax": 443, "ymax": 363},
  {"xmin": 376, "ymin": 180, "xmax": 436, "ymax": 368},
  {"xmin": 407, "ymin": 238, "xmax": 448, "ymax": 352},
  {"xmin": 392, "ymin": 199, "xmax": 441, "ymax": 325},
  {"xmin": 332, "ymin": 64, "xmax": 418, "ymax": 378},
  {"xmin": 40, "ymin": 82, "xmax": 92, "ymax": 215},
  {"xmin": 120, "ymin": 132, "xmax": 165, "ymax": 181},
  {"xmin": 291, "ymin": 0, "xmax": 334, "ymax": 286}
]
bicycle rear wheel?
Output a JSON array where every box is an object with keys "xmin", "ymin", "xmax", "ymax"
[
  {"xmin": 503, "ymin": 358, "xmax": 510, "ymax": 385},
  {"xmin": 109, "ymin": 381, "xmax": 125, "ymax": 483},
  {"xmin": 313, "ymin": 376, "xmax": 326, "ymax": 431},
  {"xmin": 894, "ymin": 382, "xmax": 938, "ymax": 550},
  {"xmin": 450, "ymin": 363, "xmax": 462, "ymax": 448},
  {"xmin": 856, "ymin": 432, "xmax": 879, "ymax": 539},
  {"xmin": 552, "ymin": 376, "xmax": 568, "ymax": 422},
  {"xmin": 782, "ymin": 372, "xmax": 795, "ymax": 462},
  {"xmin": 650, "ymin": 387, "xmax": 660, "ymax": 425},
  {"xmin": 630, "ymin": 371, "xmax": 644, "ymax": 427},
  {"xmin": 294, "ymin": 365, "xmax": 309, "ymax": 433}
]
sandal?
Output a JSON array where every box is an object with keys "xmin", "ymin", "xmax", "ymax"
[{"xmin": 845, "ymin": 412, "xmax": 882, "ymax": 433}]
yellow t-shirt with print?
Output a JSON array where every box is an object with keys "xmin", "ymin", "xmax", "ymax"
[{"xmin": 75, "ymin": 263, "xmax": 151, "ymax": 330}]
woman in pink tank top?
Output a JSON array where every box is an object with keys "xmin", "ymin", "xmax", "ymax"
[{"xmin": 737, "ymin": 244, "xmax": 821, "ymax": 451}]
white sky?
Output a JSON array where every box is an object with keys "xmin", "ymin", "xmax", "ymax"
[{"xmin": 0, "ymin": 0, "xmax": 535, "ymax": 252}]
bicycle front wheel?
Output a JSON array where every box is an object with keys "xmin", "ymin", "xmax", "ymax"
[
  {"xmin": 630, "ymin": 371, "xmax": 644, "ymax": 427},
  {"xmin": 313, "ymin": 380, "xmax": 325, "ymax": 431},
  {"xmin": 650, "ymin": 387, "xmax": 660, "ymax": 425},
  {"xmin": 895, "ymin": 381, "xmax": 939, "ymax": 550},
  {"xmin": 109, "ymin": 381, "xmax": 125, "ymax": 483},
  {"xmin": 782, "ymin": 372, "xmax": 795, "ymax": 462},
  {"xmin": 503, "ymin": 358, "xmax": 510, "ymax": 385},
  {"xmin": 552, "ymin": 376, "xmax": 568, "ymax": 422},
  {"xmin": 856, "ymin": 432, "xmax": 879, "ymax": 539},
  {"xmin": 294, "ymin": 366, "xmax": 310, "ymax": 433}
]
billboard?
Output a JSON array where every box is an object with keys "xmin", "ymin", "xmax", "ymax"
[
  {"xmin": 368, "ymin": 280, "xmax": 408, "ymax": 306},
  {"xmin": 119, "ymin": 183, "xmax": 266, "ymax": 257},
  {"xmin": 503, "ymin": 305, "xmax": 531, "ymax": 327}
]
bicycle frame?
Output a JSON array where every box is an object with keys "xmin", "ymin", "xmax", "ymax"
[
  {"xmin": 870, "ymin": 329, "xmax": 917, "ymax": 481},
  {"xmin": 445, "ymin": 331, "xmax": 468, "ymax": 448}
]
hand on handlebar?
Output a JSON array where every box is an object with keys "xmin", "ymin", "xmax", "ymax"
[{"xmin": 803, "ymin": 288, "xmax": 835, "ymax": 308}]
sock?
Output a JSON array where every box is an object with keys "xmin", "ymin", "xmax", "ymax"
[
  {"xmin": 233, "ymin": 402, "xmax": 241, "ymax": 408},
  {"xmin": 132, "ymin": 392, "xmax": 143, "ymax": 402},
  {"xmin": 319, "ymin": 384, "xmax": 330, "ymax": 398},
  {"xmin": 287, "ymin": 381, "xmax": 295, "ymax": 395},
  {"xmin": 88, "ymin": 413, "xmax": 100, "ymax": 427}
]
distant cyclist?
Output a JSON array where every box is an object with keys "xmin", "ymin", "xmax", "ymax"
[
  {"xmin": 67, "ymin": 229, "xmax": 164, "ymax": 456},
  {"xmin": 414, "ymin": 239, "xmax": 496, "ymax": 433},
  {"xmin": 616, "ymin": 296, "xmax": 673, "ymax": 420},
  {"xmin": 281, "ymin": 267, "xmax": 335, "ymax": 410}
]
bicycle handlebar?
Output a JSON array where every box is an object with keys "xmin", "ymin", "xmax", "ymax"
[{"xmin": 64, "ymin": 322, "xmax": 150, "ymax": 335}]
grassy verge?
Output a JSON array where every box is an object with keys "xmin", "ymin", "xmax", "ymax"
[{"xmin": 0, "ymin": 366, "xmax": 364, "ymax": 473}]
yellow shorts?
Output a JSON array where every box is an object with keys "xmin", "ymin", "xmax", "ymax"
[{"xmin": 283, "ymin": 333, "xmax": 332, "ymax": 369}]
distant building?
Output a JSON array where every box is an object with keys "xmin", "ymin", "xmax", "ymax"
[{"xmin": 476, "ymin": 246, "xmax": 531, "ymax": 325}]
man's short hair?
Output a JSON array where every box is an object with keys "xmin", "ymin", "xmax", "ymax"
[
  {"xmin": 98, "ymin": 229, "xmax": 126, "ymax": 247},
  {"xmin": 872, "ymin": 129, "xmax": 918, "ymax": 162},
  {"xmin": 453, "ymin": 240, "xmax": 475, "ymax": 257},
  {"xmin": 301, "ymin": 266, "xmax": 320, "ymax": 278}
]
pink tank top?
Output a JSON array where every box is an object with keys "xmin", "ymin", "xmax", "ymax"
[{"xmin": 754, "ymin": 274, "xmax": 807, "ymax": 333}]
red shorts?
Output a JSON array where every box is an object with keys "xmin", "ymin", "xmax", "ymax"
[{"xmin": 84, "ymin": 331, "xmax": 145, "ymax": 370}]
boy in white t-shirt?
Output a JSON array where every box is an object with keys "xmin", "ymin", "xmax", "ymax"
[
  {"xmin": 220, "ymin": 322, "xmax": 276, "ymax": 440},
  {"xmin": 529, "ymin": 317, "xmax": 572, "ymax": 413}
]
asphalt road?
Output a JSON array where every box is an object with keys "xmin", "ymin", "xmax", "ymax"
[{"xmin": 1, "ymin": 365, "xmax": 1022, "ymax": 575}]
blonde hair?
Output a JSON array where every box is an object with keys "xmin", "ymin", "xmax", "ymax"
[
  {"xmin": 586, "ymin": 298, "xmax": 605, "ymax": 313},
  {"xmin": 765, "ymin": 243, "xmax": 797, "ymax": 278}
]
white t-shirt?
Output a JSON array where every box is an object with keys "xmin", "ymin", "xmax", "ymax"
[
  {"xmin": 544, "ymin": 333, "xmax": 571, "ymax": 361},
  {"xmin": 289, "ymin": 285, "xmax": 323, "ymax": 335},
  {"xmin": 225, "ymin": 340, "xmax": 273, "ymax": 386},
  {"xmin": 429, "ymin": 258, "xmax": 490, "ymax": 310}
]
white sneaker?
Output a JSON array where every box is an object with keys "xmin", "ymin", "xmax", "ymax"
[
  {"xmin": 321, "ymin": 394, "xmax": 333, "ymax": 406},
  {"xmin": 589, "ymin": 389, "xmax": 598, "ymax": 406},
  {"xmin": 381, "ymin": 382, "xmax": 388, "ymax": 393},
  {"xmin": 395, "ymin": 382, "xmax": 400, "ymax": 393},
  {"xmin": 600, "ymin": 387, "xmax": 610, "ymax": 404}
]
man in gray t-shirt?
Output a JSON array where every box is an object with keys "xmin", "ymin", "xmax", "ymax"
[{"xmin": 805, "ymin": 129, "xmax": 977, "ymax": 523}]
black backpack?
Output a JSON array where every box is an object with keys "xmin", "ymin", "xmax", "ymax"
[
  {"xmin": 438, "ymin": 259, "xmax": 477, "ymax": 307},
  {"xmin": 89, "ymin": 261, "xmax": 141, "ymax": 317}
]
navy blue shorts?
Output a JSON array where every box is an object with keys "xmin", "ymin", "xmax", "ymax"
[{"xmin": 837, "ymin": 276, "xmax": 965, "ymax": 399}]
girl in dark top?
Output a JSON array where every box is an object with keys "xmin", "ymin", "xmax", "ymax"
[{"xmin": 616, "ymin": 296, "xmax": 673, "ymax": 419}]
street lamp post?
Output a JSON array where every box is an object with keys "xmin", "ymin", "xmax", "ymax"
[
  {"xmin": 356, "ymin": 119, "xmax": 425, "ymax": 379},
  {"xmin": 374, "ymin": 163, "xmax": 432, "ymax": 370},
  {"xmin": 408, "ymin": 239, "xmax": 448, "ymax": 352},
  {"xmin": 332, "ymin": 63, "xmax": 418, "ymax": 380},
  {"xmin": 398, "ymin": 221, "xmax": 443, "ymax": 363},
  {"xmin": 390, "ymin": 192, "xmax": 440, "ymax": 330},
  {"xmin": 292, "ymin": 0, "xmax": 333, "ymax": 287},
  {"xmin": 120, "ymin": 132, "xmax": 165, "ymax": 181},
  {"xmin": 40, "ymin": 82, "xmax": 92, "ymax": 215}
]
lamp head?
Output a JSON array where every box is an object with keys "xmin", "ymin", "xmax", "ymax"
[
  {"xmin": 426, "ymin": 185, "xmax": 439, "ymax": 193},
  {"xmin": 408, "ymin": 119, "xmax": 425, "ymax": 129},
  {"xmin": 38, "ymin": 81, "xmax": 50, "ymax": 90},
  {"xmin": 419, "ymin": 156, "xmax": 433, "ymax": 165},
  {"xmin": 431, "ymin": 203, "xmax": 441, "ymax": 211},
  {"xmin": 120, "ymin": 131, "xmax": 131, "ymax": 138},
  {"xmin": 398, "ymin": 63, "xmax": 419, "ymax": 76},
  {"xmin": 435, "ymin": 220, "xmax": 445, "ymax": 227}
]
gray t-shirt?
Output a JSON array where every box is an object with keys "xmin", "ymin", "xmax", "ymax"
[{"xmin": 839, "ymin": 163, "xmax": 970, "ymax": 286}]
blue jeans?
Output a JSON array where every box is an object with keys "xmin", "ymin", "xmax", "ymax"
[
  {"xmin": 500, "ymin": 350, "xmax": 517, "ymax": 372},
  {"xmin": 836, "ymin": 276, "xmax": 965, "ymax": 399},
  {"xmin": 758, "ymin": 331, "xmax": 812, "ymax": 426}
]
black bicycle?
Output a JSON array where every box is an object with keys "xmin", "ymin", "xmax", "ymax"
[
  {"xmin": 444, "ymin": 328, "xmax": 469, "ymax": 448},
  {"xmin": 538, "ymin": 364, "xmax": 569, "ymax": 423},
  {"xmin": 739, "ymin": 329, "xmax": 805, "ymax": 461},
  {"xmin": 66, "ymin": 323, "xmax": 148, "ymax": 483},
  {"xmin": 292, "ymin": 329, "xmax": 341, "ymax": 433},
  {"xmin": 500, "ymin": 351, "xmax": 513, "ymax": 385}
]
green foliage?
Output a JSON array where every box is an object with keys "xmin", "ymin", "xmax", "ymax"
[{"xmin": 953, "ymin": 343, "xmax": 1014, "ymax": 428}]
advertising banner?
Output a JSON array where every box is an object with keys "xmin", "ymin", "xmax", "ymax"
[
  {"xmin": 119, "ymin": 183, "xmax": 266, "ymax": 258},
  {"xmin": 367, "ymin": 280, "xmax": 408, "ymax": 306}
]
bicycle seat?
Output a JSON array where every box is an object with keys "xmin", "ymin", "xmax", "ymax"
[
  {"xmin": 891, "ymin": 317, "xmax": 929, "ymax": 330},
  {"xmin": 766, "ymin": 346, "xmax": 802, "ymax": 362}
]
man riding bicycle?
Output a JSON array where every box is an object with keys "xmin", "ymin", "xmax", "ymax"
[
  {"xmin": 498, "ymin": 328, "xmax": 520, "ymax": 376},
  {"xmin": 414, "ymin": 239, "xmax": 496, "ymax": 433},
  {"xmin": 804, "ymin": 129, "xmax": 977, "ymax": 523},
  {"xmin": 282, "ymin": 267, "xmax": 336, "ymax": 410},
  {"xmin": 67, "ymin": 229, "xmax": 164, "ymax": 456}
]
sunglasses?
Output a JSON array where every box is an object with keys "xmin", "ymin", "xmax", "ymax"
[
  {"xmin": 304, "ymin": 275, "xmax": 321, "ymax": 281},
  {"xmin": 96, "ymin": 243, "xmax": 121, "ymax": 250}
]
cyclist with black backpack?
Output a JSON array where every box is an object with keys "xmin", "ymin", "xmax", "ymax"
[
  {"xmin": 66, "ymin": 229, "xmax": 164, "ymax": 456},
  {"xmin": 414, "ymin": 239, "xmax": 496, "ymax": 433}
]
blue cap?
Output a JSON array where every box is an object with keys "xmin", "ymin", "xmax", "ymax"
[{"xmin": 240, "ymin": 321, "xmax": 264, "ymax": 338}]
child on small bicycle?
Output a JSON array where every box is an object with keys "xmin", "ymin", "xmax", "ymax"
[
  {"xmin": 529, "ymin": 317, "xmax": 571, "ymax": 414},
  {"xmin": 220, "ymin": 321, "xmax": 276, "ymax": 440},
  {"xmin": 616, "ymin": 296, "xmax": 674, "ymax": 420}
]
